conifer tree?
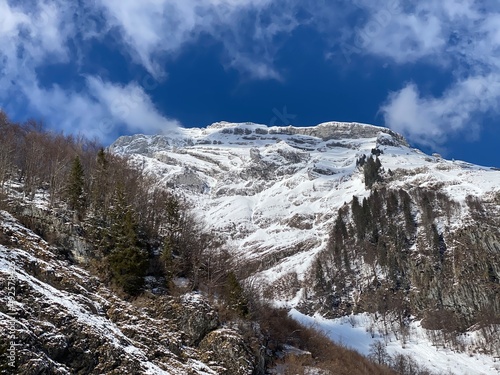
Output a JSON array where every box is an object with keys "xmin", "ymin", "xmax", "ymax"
[
  {"xmin": 67, "ymin": 155, "xmax": 86, "ymax": 218},
  {"xmin": 161, "ymin": 195, "xmax": 182, "ymax": 275},
  {"xmin": 363, "ymin": 156, "xmax": 382, "ymax": 189},
  {"xmin": 107, "ymin": 184, "xmax": 148, "ymax": 295},
  {"xmin": 86, "ymin": 149, "xmax": 113, "ymax": 257},
  {"xmin": 90, "ymin": 148, "xmax": 109, "ymax": 216},
  {"xmin": 225, "ymin": 271, "xmax": 249, "ymax": 317},
  {"xmin": 164, "ymin": 196, "xmax": 181, "ymax": 245},
  {"xmin": 331, "ymin": 210, "xmax": 348, "ymax": 267}
]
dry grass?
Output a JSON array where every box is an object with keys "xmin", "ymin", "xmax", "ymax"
[{"xmin": 253, "ymin": 305, "xmax": 396, "ymax": 375}]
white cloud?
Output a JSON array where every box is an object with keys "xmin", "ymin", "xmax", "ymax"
[
  {"xmin": 1, "ymin": 0, "xmax": 500, "ymax": 148},
  {"xmin": 95, "ymin": 0, "xmax": 297, "ymax": 80},
  {"xmin": 0, "ymin": 0, "xmax": 302, "ymax": 141},
  {"xmin": 15, "ymin": 76, "xmax": 181, "ymax": 143},
  {"xmin": 86, "ymin": 77, "xmax": 182, "ymax": 137},
  {"xmin": 343, "ymin": 1, "xmax": 500, "ymax": 145},
  {"xmin": 0, "ymin": 0, "xmax": 182, "ymax": 142},
  {"xmin": 380, "ymin": 75, "xmax": 500, "ymax": 148},
  {"xmin": 20, "ymin": 80, "xmax": 109, "ymax": 140}
]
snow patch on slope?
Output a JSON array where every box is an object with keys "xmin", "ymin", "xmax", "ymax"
[{"xmin": 290, "ymin": 310, "xmax": 500, "ymax": 375}]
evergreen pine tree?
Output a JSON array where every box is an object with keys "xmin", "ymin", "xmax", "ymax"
[
  {"xmin": 90, "ymin": 148, "xmax": 109, "ymax": 216},
  {"xmin": 331, "ymin": 211, "xmax": 348, "ymax": 268},
  {"xmin": 67, "ymin": 155, "xmax": 86, "ymax": 218},
  {"xmin": 107, "ymin": 184, "xmax": 148, "ymax": 295},
  {"xmin": 164, "ymin": 196, "xmax": 181, "ymax": 249},
  {"xmin": 225, "ymin": 271, "xmax": 249, "ymax": 317},
  {"xmin": 363, "ymin": 156, "xmax": 382, "ymax": 189},
  {"xmin": 86, "ymin": 150, "xmax": 108, "ymax": 257}
]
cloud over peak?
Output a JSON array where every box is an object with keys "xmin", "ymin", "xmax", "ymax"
[
  {"xmin": 369, "ymin": 1, "xmax": 500, "ymax": 147},
  {"xmin": 0, "ymin": 0, "xmax": 499, "ymax": 150}
]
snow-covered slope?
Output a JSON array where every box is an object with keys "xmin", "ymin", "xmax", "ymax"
[
  {"xmin": 0, "ymin": 209, "xmax": 252, "ymax": 374},
  {"xmin": 111, "ymin": 121, "xmax": 500, "ymax": 303},
  {"xmin": 291, "ymin": 310, "xmax": 500, "ymax": 375},
  {"xmin": 111, "ymin": 121, "xmax": 500, "ymax": 375}
]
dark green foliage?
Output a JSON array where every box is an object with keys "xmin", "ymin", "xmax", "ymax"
[
  {"xmin": 327, "ymin": 206, "xmax": 350, "ymax": 269},
  {"xmin": 66, "ymin": 156, "xmax": 86, "ymax": 218},
  {"xmin": 316, "ymin": 188, "xmax": 419, "ymax": 317},
  {"xmin": 160, "ymin": 195, "xmax": 199, "ymax": 282},
  {"xmin": 363, "ymin": 156, "xmax": 382, "ymax": 189},
  {"xmin": 369, "ymin": 189, "xmax": 383, "ymax": 221},
  {"xmin": 225, "ymin": 271, "xmax": 249, "ymax": 317},
  {"xmin": 400, "ymin": 189, "xmax": 415, "ymax": 234},
  {"xmin": 386, "ymin": 190, "xmax": 399, "ymax": 217},
  {"xmin": 89, "ymin": 149, "xmax": 109, "ymax": 216},
  {"xmin": 351, "ymin": 196, "xmax": 372, "ymax": 241},
  {"xmin": 356, "ymin": 154, "xmax": 367, "ymax": 167},
  {"xmin": 106, "ymin": 185, "xmax": 148, "ymax": 295},
  {"xmin": 0, "ymin": 112, "xmax": 233, "ymax": 299},
  {"xmin": 162, "ymin": 196, "xmax": 182, "ymax": 257},
  {"xmin": 108, "ymin": 246, "xmax": 148, "ymax": 295},
  {"xmin": 314, "ymin": 186, "xmax": 500, "ymax": 341},
  {"xmin": 110, "ymin": 186, "xmax": 136, "ymax": 247}
]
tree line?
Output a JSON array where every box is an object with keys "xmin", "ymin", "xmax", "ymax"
[
  {"xmin": 0, "ymin": 111, "xmax": 248, "ymax": 306},
  {"xmin": 310, "ymin": 182, "xmax": 500, "ymax": 354},
  {"xmin": 1, "ymin": 111, "xmax": 428, "ymax": 373}
]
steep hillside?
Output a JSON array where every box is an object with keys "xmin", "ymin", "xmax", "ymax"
[
  {"xmin": 0, "ymin": 185, "xmax": 397, "ymax": 375},
  {"xmin": 0, "ymin": 115, "xmax": 401, "ymax": 375},
  {"xmin": 110, "ymin": 122, "xmax": 410, "ymax": 295},
  {"xmin": 111, "ymin": 121, "xmax": 500, "ymax": 373},
  {"xmin": 110, "ymin": 121, "xmax": 500, "ymax": 306},
  {"xmin": 0, "ymin": 209, "xmax": 256, "ymax": 374}
]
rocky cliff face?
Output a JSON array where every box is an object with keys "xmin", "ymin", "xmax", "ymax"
[
  {"xmin": 305, "ymin": 188, "xmax": 500, "ymax": 330},
  {"xmin": 110, "ymin": 121, "xmax": 500, "ymax": 338},
  {"xmin": 2, "ymin": 119, "xmax": 499, "ymax": 373},
  {"xmin": 110, "ymin": 122, "xmax": 413, "ymax": 288},
  {"xmin": 0, "ymin": 119, "xmax": 483, "ymax": 373},
  {"xmin": 0, "ymin": 210, "xmax": 259, "ymax": 374}
]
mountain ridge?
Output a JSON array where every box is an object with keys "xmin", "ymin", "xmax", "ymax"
[
  {"xmin": 110, "ymin": 121, "xmax": 410, "ymax": 156},
  {"xmin": 0, "ymin": 114, "xmax": 498, "ymax": 374},
  {"xmin": 109, "ymin": 121, "xmax": 500, "ymax": 306},
  {"xmin": 109, "ymin": 121, "xmax": 500, "ymax": 373}
]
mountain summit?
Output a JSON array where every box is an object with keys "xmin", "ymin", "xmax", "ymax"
[
  {"xmin": 111, "ymin": 121, "xmax": 409, "ymax": 155},
  {"xmin": 109, "ymin": 121, "xmax": 500, "ymax": 373},
  {"xmin": 1, "ymin": 116, "xmax": 498, "ymax": 374},
  {"xmin": 110, "ymin": 121, "xmax": 498, "ymax": 292}
]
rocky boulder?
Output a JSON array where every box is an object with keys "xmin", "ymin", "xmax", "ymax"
[{"xmin": 199, "ymin": 328, "xmax": 257, "ymax": 375}]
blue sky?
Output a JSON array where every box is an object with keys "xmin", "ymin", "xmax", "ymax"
[{"xmin": 1, "ymin": 1, "xmax": 500, "ymax": 166}]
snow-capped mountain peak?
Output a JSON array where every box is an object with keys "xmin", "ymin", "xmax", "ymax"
[
  {"xmin": 111, "ymin": 121, "xmax": 409, "ymax": 156},
  {"xmin": 110, "ymin": 121, "xmax": 500, "ymax": 304}
]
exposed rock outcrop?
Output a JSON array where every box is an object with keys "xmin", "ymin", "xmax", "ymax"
[
  {"xmin": 0, "ymin": 211, "xmax": 258, "ymax": 374},
  {"xmin": 199, "ymin": 329, "xmax": 257, "ymax": 375}
]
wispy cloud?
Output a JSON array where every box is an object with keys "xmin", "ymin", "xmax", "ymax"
[
  {"xmin": 86, "ymin": 77, "xmax": 182, "ymax": 138},
  {"xmin": 0, "ymin": 0, "xmax": 182, "ymax": 141},
  {"xmin": 1, "ymin": 0, "xmax": 499, "ymax": 147},
  {"xmin": 16, "ymin": 76, "xmax": 181, "ymax": 143},
  {"xmin": 0, "ymin": 0, "xmax": 302, "ymax": 140},
  {"xmin": 348, "ymin": 1, "xmax": 500, "ymax": 146},
  {"xmin": 380, "ymin": 76, "xmax": 500, "ymax": 147},
  {"xmin": 96, "ymin": 0, "xmax": 297, "ymax": 80}
]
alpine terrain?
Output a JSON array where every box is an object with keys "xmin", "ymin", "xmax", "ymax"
[
  {"xmin": 0, "ymin": 116, "xmax": 499, "ymax": 374},
  {"xmin": 111, "ymin": 121, "xmax": 500, "ymax": 374}
]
